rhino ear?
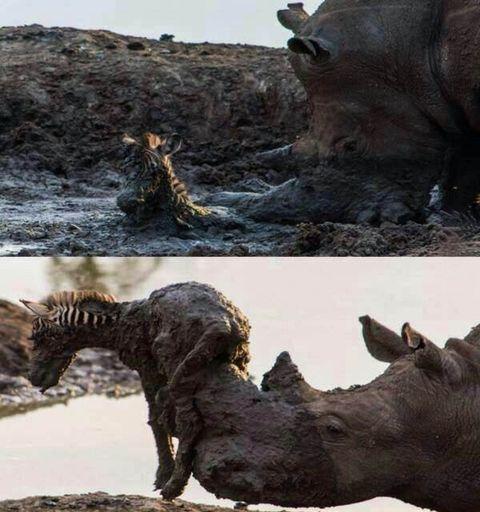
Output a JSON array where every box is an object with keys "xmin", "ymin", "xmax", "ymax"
[
  {"xmin": 20, "ymin": 300, "xmax": 51, "ymax": 318},
  {"xmin": 278, "ymin": 3, "xmax": 310, "ymax": 34},
  {"xmin": 401, "ymin": 323, "xmax": 462, "ymax": 379},
  {"xmin": 359, "ymin": 316, "xmax": 410, "ymax": 362},
  {"xmin": 401, "ymin": 323, "xmax": 428, "ymax": 351}
]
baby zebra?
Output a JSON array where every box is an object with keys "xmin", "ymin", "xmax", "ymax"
[
  {"xmin": 117, "ymin": 132, "xmax": 209, "ymax": 227},
  {"xmin": 21, "ymin": 283, "xmax": 250, "ymax": 500}
]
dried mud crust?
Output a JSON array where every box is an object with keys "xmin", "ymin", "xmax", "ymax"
[
  {"xmin": 0, "ymin": 25, "xmax": 479, "ymax": 256},
  {"xmin": 290, "ymin": 221, "xmax": 480, "ymax": 257},
  {"xmin": 0, "ymin": 494, "xmax": 241, "ymax": 512},
  {"xmin": 0, "ymin": 300, "xmax": 140, "ymax": 416}
]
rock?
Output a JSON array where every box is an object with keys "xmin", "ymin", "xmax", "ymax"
[{"xmin": 127, "ymin": 41, "xmax": 146, "ymax": 51}]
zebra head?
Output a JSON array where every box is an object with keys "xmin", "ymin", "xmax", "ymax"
[
  {"xmin": 122, "ymin": 131, "xmax": 183, "ymax": 168},
  {"xmin": 20, "ymin": 290, "xmax": 119, "ymax": 392},
  {"xmin": 118, "ymin": 132, "xmax": 184, "ymax": 218}
]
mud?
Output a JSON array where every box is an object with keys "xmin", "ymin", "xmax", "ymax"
[
  {"xmin": 0, "ymin": 25, "xmax": 479, "ymax": 256},
  {"xmin": 0, "ymin": 494, "xmax": 242, "ymax": 512},
  {"xmin": 0, "ymin": 300, "xmax": 139, "ymax": 417},
  {"xmin": 291, "ymin": 221, "xmax": 480, "ymax": 257}
]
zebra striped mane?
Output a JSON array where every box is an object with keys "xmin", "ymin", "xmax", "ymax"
[
  {"xmin": 30, "ymin": 290, "xmax": 119, "ymax": 330},
  {"xmin": 44, "ymin": 290, "xmax": 116, "ymax": 309}
]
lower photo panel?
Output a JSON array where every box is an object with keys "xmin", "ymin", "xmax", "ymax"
[{"xmin": 0, "ymin": 257, "xmax": 477, "ymax": 512}]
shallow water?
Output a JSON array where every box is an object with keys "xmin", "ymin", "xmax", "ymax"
[
  {"xmin": 0, "ymin": 394, "xmax": 410, "ymax": 512},
  {"xmin": 3, "ymin": 257, "xmax": 480, "ymax": 510},
  {"xmin": 0, "ymin": 242, "xmax": 37, "ymax": 257}
]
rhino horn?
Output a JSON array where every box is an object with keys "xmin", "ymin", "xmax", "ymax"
[
  {"xmin": 359, "ymin": 316, "xmax": 410, "ymax": 363},
  {"xmin": 402, "ymin": 323, "xmax": 462, "ymax": 381},
  {"xmin": 277, "ymin": 3, "xmax": 310, "ymax": 34}
]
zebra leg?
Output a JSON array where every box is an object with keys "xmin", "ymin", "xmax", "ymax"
[
  {"xmin": 161, "ymin": 319, "xmax": 233, "ymax": 500},
  {"xmin": 161, "ymin": 395, "xmax": 203, "ymax": 500},
  {"xmin": 143, "ymin": 385, "xmax": 175, "ymax": 491}
]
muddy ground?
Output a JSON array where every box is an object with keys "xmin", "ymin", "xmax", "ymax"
[
  {"xmin": 0, "ymin": 300, "xmax": 140, "ymax": 417},
  {"xmin": 1, "ymin": 25, "xmax": 480, "ymax": 256},
  {"xmin": 0, "ymin": 494, "xmax": 245, "ymax": 512}
]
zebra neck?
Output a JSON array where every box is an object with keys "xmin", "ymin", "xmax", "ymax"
[
  {"xmin": 50, "ymin": 307, "xmax": 119, "ymax": 350},
  {"xmin": 56, "ymin": 306, "xmax": 116, "ymax": 329}
]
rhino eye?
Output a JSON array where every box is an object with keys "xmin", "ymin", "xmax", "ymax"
[
  {"xmin": 326, "ymin": 424, "xmax": 343, "ymax": 435},
  {"xmin": 322, "ymin": 418, "xmax": 347, "ymax": 440},
  {"xmin": 334, "ymin": 136, "xmax": 360, "ymax": 155}
]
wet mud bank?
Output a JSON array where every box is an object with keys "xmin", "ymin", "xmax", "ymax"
[
  {"xmin": 0, "ymin": 494, "xmax": 239, "ymax": 512},
  {"xmin": 0, "ymin": 25, "xmax": 302, "ymax": 256},
  {"xmin": 0, "ymin": 300, "xmax": 139, "ymax": 417},
  {"xmin": 0, "ymin": 25, "xmax": 478, "ymax": 256}
]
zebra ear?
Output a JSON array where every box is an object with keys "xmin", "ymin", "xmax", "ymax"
[
  {"xmin": 122, "ymin": 134, "xmax": 138, "ymax": 146},
  {"xmin": 20, "ymin": 300, "xmax": 52, "ymax": 318},
  {"xmin": 163, "ymin": 134, "xmax": 182, "ymax": 156}
]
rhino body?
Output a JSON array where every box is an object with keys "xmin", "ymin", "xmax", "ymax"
[
  {"xmin": 193, "ymin": 317, "xmax": 480, "ymax": 512},
  {"xmin": 213, "ymin": 0, "xmax": 480, "ymax": 225}
]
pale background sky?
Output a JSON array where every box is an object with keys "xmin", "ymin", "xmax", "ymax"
[
  {"xmin": 1, "ymin": 257, "xmax": 480, "ymax": 511},
  {"xmin": 0, "ymin": 0, "xmax": 321, "ymax": 47}
]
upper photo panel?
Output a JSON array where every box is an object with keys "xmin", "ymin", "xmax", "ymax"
[{"xmin": 1, "ymin": 0, "xmax": 479, "ymax": 257}]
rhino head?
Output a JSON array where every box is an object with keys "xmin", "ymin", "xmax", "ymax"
[
  {"xmin": 302, "ymin": 317, "xmax": 480, "ymax": 511},
  {"xmin": 194, "ymin": 314, "xmax": 480, "ymax": 512},
  {"xmin": 276, "ymin": 1, "xmax": 476, "ymax": 223}
]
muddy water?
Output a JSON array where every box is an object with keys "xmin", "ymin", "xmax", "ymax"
[{"xmin": 2, "ymin": 257, "xmax": 480, "ymax": 510}]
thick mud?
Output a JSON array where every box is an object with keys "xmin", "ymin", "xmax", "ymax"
[
  {"xmin": 0, "ymin": 494, "xmax": 242, "ymax": 512},
  {"xmin": 0, "ymin": 300, "xmax": 139, "ymax": 417},
  {"xmin": 291, "ymin": 221, "xmax": 480, "ymax": 257},
  {"xmin": 1, "ymin": 25, "xmax": 479, "ymax": 256}
]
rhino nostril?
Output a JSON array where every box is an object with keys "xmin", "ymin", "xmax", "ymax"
[
  {"xmin": 288, "ymin": 37, "xmax": 316, "ymax": 55},
  {"xmin": 287, "ymin": 37, "xmax": 331, "ymax": 61}
]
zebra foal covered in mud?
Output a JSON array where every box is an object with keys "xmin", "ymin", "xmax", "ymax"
[
  {"xmin": 117, "ymin": 132, "xmax": 209, "ymax": 228},
  {"xmin": 21, "ymin": 284, "xmax": 251, "ymax": 500}
]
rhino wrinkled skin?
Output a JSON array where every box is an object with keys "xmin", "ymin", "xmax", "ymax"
[{"xmin": 212, "ymin": 0, "xmax": 480, "ymax": 225}]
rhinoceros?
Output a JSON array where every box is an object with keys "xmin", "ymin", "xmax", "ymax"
[
  {"xmin": 212, "ymin": 0, "xmax": 480, "ymax": 225},
  {"xmin": 193, "ymin": 316, "xmax": 480, "ymax": 512}
]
